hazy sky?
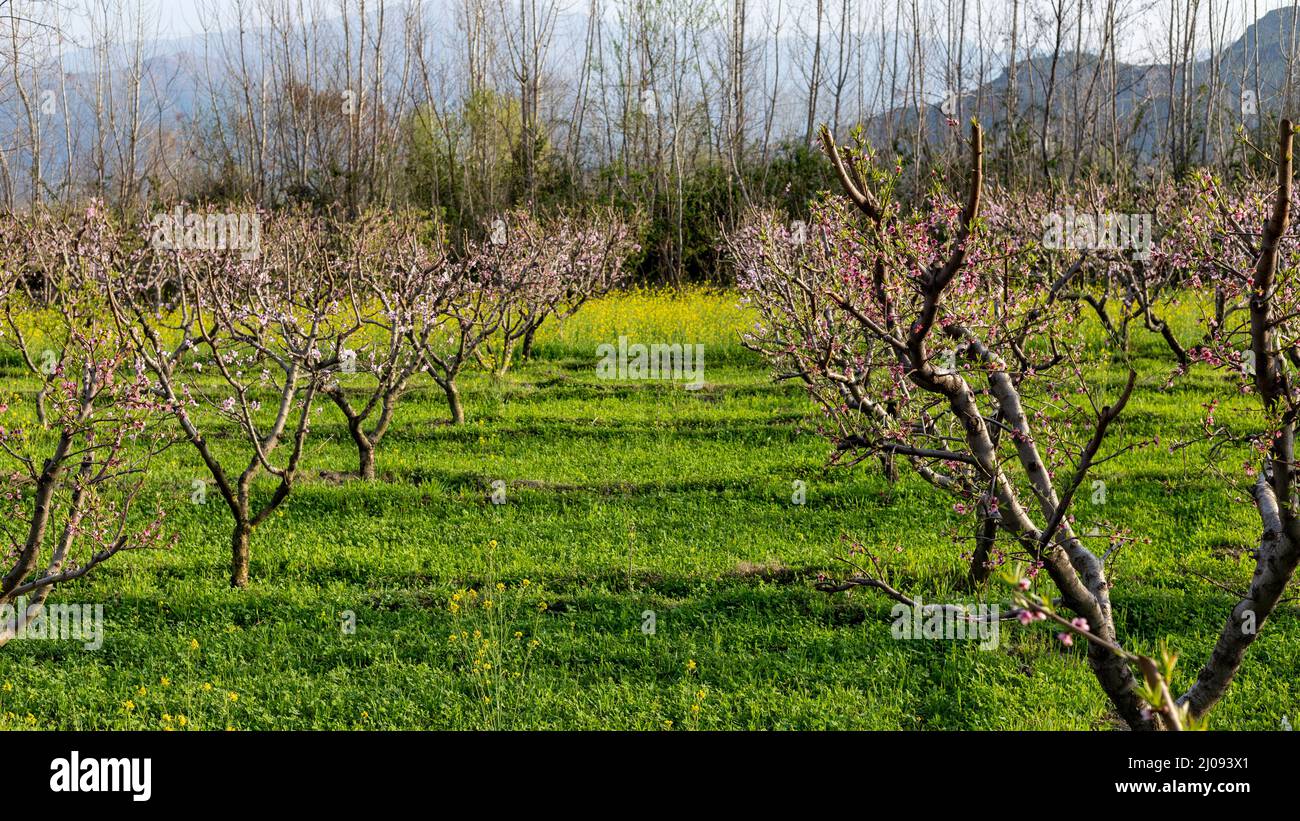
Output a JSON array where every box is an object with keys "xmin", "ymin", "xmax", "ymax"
[{"xmin": 35, "ymin": 0, "xmax": 1300, "ymax": 63}]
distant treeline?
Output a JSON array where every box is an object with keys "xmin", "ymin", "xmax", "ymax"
[{"xmin": 3, "ymin": 1, "xmax": 1300, "ymax": 283}]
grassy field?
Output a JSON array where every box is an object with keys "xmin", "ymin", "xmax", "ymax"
[{"xmin": 0, "ymin": 288, "xmax": 1296, "ymax": 730}]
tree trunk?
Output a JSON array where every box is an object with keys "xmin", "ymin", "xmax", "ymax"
[
  {"xmin": 231, "ymin": 521, "xmax": 251, "ymax": 589},
  {"xmin": 520, "ymin": 322, "xmax": 539, "ymax": 361},
  {"xmin": 357, "ymin": 436, "xmax": 376, "ymax": 481},
  {"xmin": 348, "ymin": 419, "xmax": 376, "ymax": 480},
  {"xmin": 1089, "ymin": 639, "xmax": 1159, "ymax": 729},
  {"xmin": 444, "ymin": 380, "xmax": 465, "ymax": 425},
  {"xmin": 878, "ymin": 452, "xmax": 898, "ymax": 483},
  {"xmin": 1180, "ymin": 480, "xmax": 1300, "ymax": 717},
  {"xmin": 967, "ymin": 511, "xmax": 997, "ymax": 588},
  {"xmin": 1156, "ymin": 321, "xmax": 1189, "ymax": 368},
  {"xmin": 496, "ymin": 338, "xmax": 516, "ymax": 376}
]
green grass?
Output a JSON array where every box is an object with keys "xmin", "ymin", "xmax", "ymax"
[{"xmin": 0, "ymin": 288, "xmax": 1296, "ymax": 730}]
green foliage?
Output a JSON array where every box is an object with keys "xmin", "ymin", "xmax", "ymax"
[
  {"xmin": 0, "ymin": 290, "xmax": 1296, "ymax": 730},
  {"xmin": 405, "ymin": 89, "xmax": 559, "ymax": 240}
]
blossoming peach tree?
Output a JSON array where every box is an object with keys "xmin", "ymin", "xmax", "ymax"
[
  {"xmin": 102, "ymin": 208, "xmax": 347, "ymax": 588},
  {"xmin": 414, "ymin": 209, "xmax": 638, "ymax": 422},
  {"xmin": 993, "ymin": 183, "xmax": 1193, "ymax": 369},
  {"xmin": 0, "ymin": 208, "xmax": 173, "ymax": 645},
  {"xmin": 512, "ymin": 208, "xmax": 640, "ymax": 364},
  {"xmin": 320, "ymin": 212, "xmax": 450, "ymax": 476},
  {"xmin": 408, "ymin": 220, "xmax": 512, "ymax": 426},
  {"xmin": 469, "ymin": 209, "xmax": 639, "ymax": 377},
  {"xmin": 729, "ymin": 119, "xmax": 1300, "ymax": 730},
  {"xmin": 1160, "ymin": 122, "xmax": 1300, "ymax": 719}
]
